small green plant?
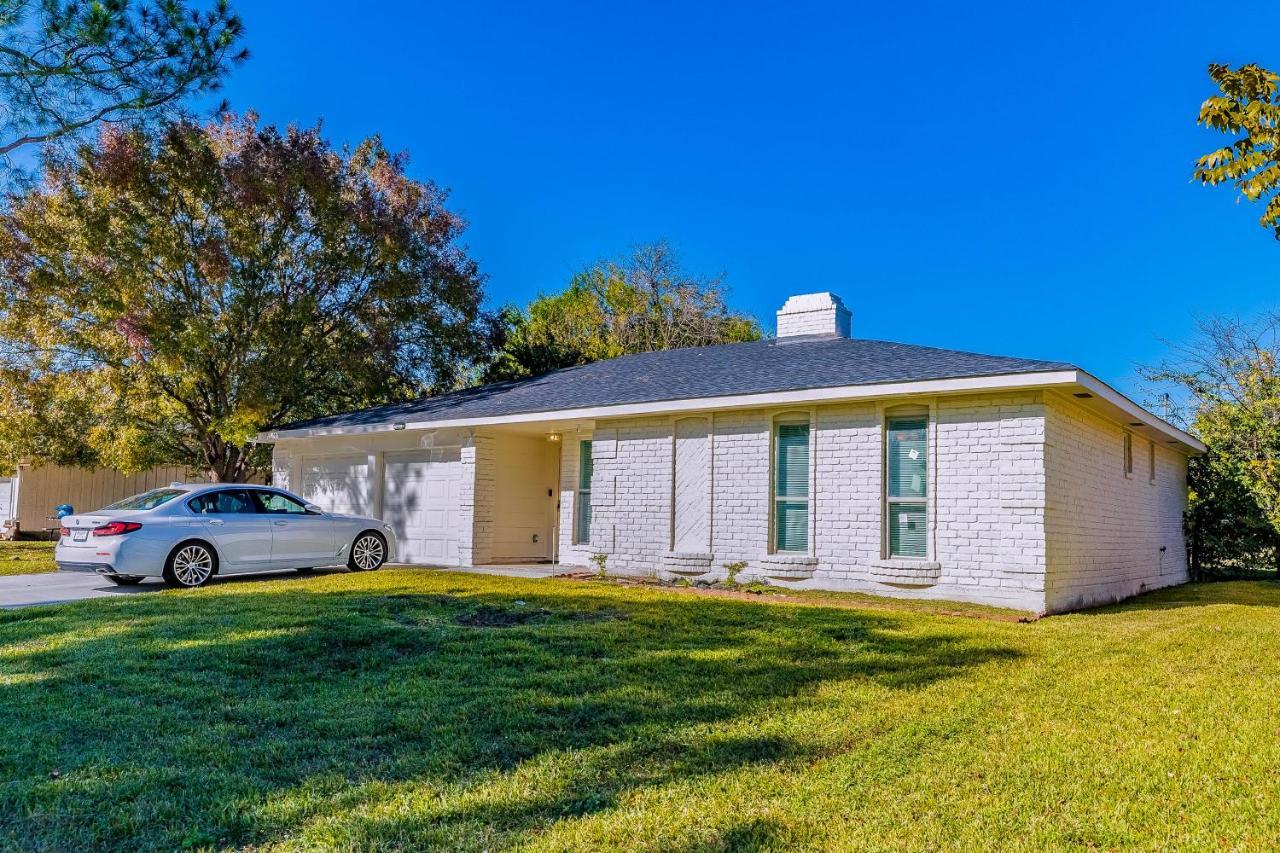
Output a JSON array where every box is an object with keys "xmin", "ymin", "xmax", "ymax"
[
  {"xmin": 590, "ymin": 552, "xmax": 609, "ymax": 579},
  {"xmin": 723, "ymin": 560, "xmax": 748, "ymax": 587}
]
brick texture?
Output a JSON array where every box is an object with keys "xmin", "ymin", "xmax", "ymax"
[
  {"xmin": 558, "ymin": 391, "xmax": 1082, "ymax": 610},
  {"xmin": 1043, "ymin": 396, "xmax": 1189, "ymax": 612}
]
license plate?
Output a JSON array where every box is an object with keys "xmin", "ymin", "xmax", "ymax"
[{"xmin": 72, "ymin": 530, "xmax": 88, "ymax": 542}]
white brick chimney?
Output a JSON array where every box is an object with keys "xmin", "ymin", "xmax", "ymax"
[{"xmin": 776, "ymin": 292, "xmax": 851, "ymax": 338}]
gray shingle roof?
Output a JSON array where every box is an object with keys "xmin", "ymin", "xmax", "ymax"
[{"xmin": 278, "ymin": 335, "xmax": 1075, "ymax": 432}]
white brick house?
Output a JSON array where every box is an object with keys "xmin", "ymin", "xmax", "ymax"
[{"xmin": 261, "ymin": 292, "xmax": 1203, "ymax": 614}]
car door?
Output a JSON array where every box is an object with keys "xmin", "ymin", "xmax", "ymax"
[
  {"xmin": 252, "ymin": 490, "xmax": 336, "ymax": 568},
  {"xmin": 189, "ymin": 489, "xmax": 273, "ymax": 572}
]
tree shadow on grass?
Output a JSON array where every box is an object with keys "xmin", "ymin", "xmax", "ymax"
[{"xmin": 0, "ymin": 581, "xmax": 1021, "ymax": 850}]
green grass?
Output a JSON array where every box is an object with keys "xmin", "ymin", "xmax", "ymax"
[
  {"xmin": 2, "ymin": 570, "xmax": 1279, "ymax": 850},
  {"xmin": 0, "ymin": 540, "xmax": 55, "ymax": 575}
]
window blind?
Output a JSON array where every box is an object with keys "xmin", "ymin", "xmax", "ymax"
[
  {"xmin": 774, "ymin": 423, "xmax": 809, "ymax": 552},
  {"xmin": 575, "ymin": 440, "xmax": 592, "ymax": 544},
  {"xmin": 887, "ymin": 417, "xmax": 927, "ymax": 499},
  {"xmin": 888, "ymin": 503, "xmax": 927, "ymax": 558}
]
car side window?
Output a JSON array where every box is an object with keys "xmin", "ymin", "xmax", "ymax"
[
  {"xmin": 189, "ymin": 490, "xmax": 258, "ymax": 515},
  {"xmin": 253, "ymin": 491, "xmax": 309, "ymax": 515}
]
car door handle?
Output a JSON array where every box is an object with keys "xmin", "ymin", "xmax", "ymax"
[
  {"xmin": 207, "ymin": 518, "xmax": 224, "ymax": 525},
  {"xmin": 273, "ymin": 520, "xmax": 288, "ymax": 527}
]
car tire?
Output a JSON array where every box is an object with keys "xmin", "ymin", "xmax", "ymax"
[
  {"xmin": 348, "ymin": 532, "xmax": 387, "ymax": 572},
  {"xmin": 106, "ymin": 575, "xmax": 144, "ymax": 586},
  {"xmin": 163, "ymin": 542, "xmax": 217, "ymax": 588}
]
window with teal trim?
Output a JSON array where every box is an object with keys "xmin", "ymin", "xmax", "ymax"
[
  {"xmin": 574, "ymin": 440, "xmax": 592, "ymax": 544},
  {"xmin": 886, "ymin": 416, "xmax": 927, "ymax": 558},
  {"xmin": 774, "ymin": 422, "xmax": 810, "ymax": 552}
]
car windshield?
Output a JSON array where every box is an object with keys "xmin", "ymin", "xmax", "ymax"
[{"xmin": 102, "ymin": 488, "xmax": 186, "ymax": 511}]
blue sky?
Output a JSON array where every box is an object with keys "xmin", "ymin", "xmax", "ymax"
[{"xmin": 206, "ymin": 1, "xmax": 1280, "ymax": 398}]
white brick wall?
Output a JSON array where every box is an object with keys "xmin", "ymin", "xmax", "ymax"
[
  {"xmin": 462, "ymin": 432, "xmax": 497, "ymax": 566},
  {"xmin": 561, "ymin": 392, "xmax": 1056, "ymax": 610},
  {"xmin": 1043, "ymin": 396, "xmax": 1189, "ymax": 612}
]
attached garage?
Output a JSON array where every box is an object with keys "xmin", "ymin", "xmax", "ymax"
[
  {"xmin": 269, "ymin": 426, "xmax": 564, "ymax": 569},
  {"xmin": 299, "ymin": 454, "xmax": 374, "ymax": 517},
  {"xmin": 382, "ymin": 447, "xmax": 463, "ymax": 565}
]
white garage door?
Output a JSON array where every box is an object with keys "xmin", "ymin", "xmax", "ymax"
[
  {"xmin": 382, "ymin": 447, "xmax": 463, "ymax": 565},
  {"xmin": 300, "ymin": 454, "xmax": 373, "ymax": 516}
]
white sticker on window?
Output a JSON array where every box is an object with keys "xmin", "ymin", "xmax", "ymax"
[{"xmin": 908, "ymin": 448, "xmax": 920, "ymax": 460}]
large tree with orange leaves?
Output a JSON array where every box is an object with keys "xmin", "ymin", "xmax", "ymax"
[{"xmin": 0, "ymin": 113, "xmax": 496, "ymax": 481}]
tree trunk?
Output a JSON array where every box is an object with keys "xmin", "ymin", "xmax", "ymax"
[{"xmin": 204, "ymin": 437, "xmax": 252, "ymax": 483}]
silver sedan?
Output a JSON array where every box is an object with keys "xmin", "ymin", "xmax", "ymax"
[{"xmin": 54, "ymin": 483, "xmax": 396, "ymax": 588}]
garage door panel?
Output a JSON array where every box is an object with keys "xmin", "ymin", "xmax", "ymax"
[
  {"xmin": 382, "ymin": 447, "xmax": 463, "ymax": 566},
  {"xmin": 301, "ymin": 455, "xmax": 372, "ymax": 517}
]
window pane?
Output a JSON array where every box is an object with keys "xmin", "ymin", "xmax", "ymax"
[
  {"xmin": 775, "ymin": 500, "xmax": 808, "ymax": 552},
  {"xmin": 775, "ymin": 424, "xmax": 809, "ymax": 499},
  {"xmin": 887, "ymin": 417, "xmax": 927, "ymax": 499},
  {"xmin": 255, "ymin": 492, "xmax": 307, "ymax": 514},
  {"xmin": 105, "ymin": 488, "xmax": 185, "ymax": 511},
  {"xmin": 579, "ymin": 440, "xmax": 593, "ymax": 490},
  {"xmin": 195, "ymin": 490, "xmax": 256, "ymax": 515},
  {"xmin": 575, "ymin": 496, "xmax": 592, "ymax": 543},
  {"xmin": 576, "ymin": 440, "xmax": 593, "ymax": 544},
  {"xmin": 889, "ymin": 502, "xmax": 927, "ymax": 557}
]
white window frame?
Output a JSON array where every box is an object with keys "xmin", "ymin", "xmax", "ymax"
[
  {"xmin": 882, "ymin": 405, "xmax": 932, "ymax": 560},
  {"xmin": 770, "ymin": 412, "xmax": 813, "ymax": 555}
]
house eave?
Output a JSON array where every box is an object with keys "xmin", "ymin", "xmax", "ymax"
[{"xmin": 257, "ymin": 369, "xmax": 1203, "ymax": 453}]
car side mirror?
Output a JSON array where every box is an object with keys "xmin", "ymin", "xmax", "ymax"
[{"xmin": 304, "ymin": 503, "xmax": 324, "ymax": 515}]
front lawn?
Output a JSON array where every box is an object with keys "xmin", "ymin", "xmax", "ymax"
[
  {"xmin": 0, "ymin": 539, "xmax": 55, "ymax": 576},
  {"xmin": 1, "ymin": 570, "xmax": 1278, "ymax": 850}
]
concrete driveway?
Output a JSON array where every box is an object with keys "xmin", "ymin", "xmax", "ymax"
[
  {"xmin": 0, "ymin": 571, "xmax": 162, "ymax": 608},
  {"xmin": 0, "ymin": 563, "xmax": 563, "ymax": 609}
]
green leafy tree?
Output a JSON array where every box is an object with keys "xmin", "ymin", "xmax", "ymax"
[
  {"xmin": 486, "ymin": 242, "xmax": 761, "ymax": 382},
  {"xmin": 1195, "ymin": 63, "xmax": 1280, "ymax": 238},
  {"xmin": 1185, "ymin": 450, "xmax": 1277, "ymax": 578},
  {"xmin": 0, "ymin": 113, "xmax": 496, "ymax": 481},
  {"xmin": 1146, "ymin": 315, "xmax": 1280, "ymax": 576}
]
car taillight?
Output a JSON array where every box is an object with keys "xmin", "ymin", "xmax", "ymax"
[
  {"xmin": 92, "ymin": 521, "xmax": 142, "ymax": 537},
  {"xmin": 59, "ymin": 527, "xmax": 70, "ymax": 537}
]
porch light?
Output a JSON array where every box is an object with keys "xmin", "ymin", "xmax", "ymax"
[
  {"xmin": 546, "ymin": 433, "xmax": 561, "ymax": 442},
  {"xmin": 392, "ymin": 422, "xmax": 406, "ymax": 431}
]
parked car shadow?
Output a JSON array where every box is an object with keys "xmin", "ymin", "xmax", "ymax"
[{"xmin": 96, "ymin": 567, "xmax": 353, "ymax": 593}]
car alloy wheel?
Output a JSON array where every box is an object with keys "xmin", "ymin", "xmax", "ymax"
[
  {"xmin": 350, "ymin": 533, "xmax": 385, "ymax": 571},
  {"xmin": 170, "ymin": 544, "xmax": 215, "ymax": 587}
]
